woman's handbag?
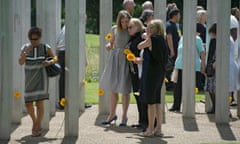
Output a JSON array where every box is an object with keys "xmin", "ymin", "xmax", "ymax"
[{"xmin": 45, "ymin": 57, "xmax": 62, "ymax": 77}]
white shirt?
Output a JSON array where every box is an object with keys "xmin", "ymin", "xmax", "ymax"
[{"xmin": 56, "ymin": 26, "xmax": 65, "ymax": 51}]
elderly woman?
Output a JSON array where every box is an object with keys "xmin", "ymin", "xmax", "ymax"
[
  {"xmin": 140, "ymin": 9, "xmax": 154, "ymax": 27},
  {"xmin": 196, "ymin": 9, "xmax": 207, "ymax": 91},
  {"xmin": 127, "ymin": 18, "xmax": 147, "ymax": 129},
  {"xmin": 19, "ymin": 27, "xmax": 57, "ymax": 137}
]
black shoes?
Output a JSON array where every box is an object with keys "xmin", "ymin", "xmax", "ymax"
[{"xmin": 169, "ymin": 107, "xmax": 180, "ymax": 112}]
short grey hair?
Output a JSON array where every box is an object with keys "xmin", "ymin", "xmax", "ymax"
[
  {"xmin": 142, "ymin": 1, "xmax": 153, "ymax": 9},
  {"xmin": 123, "ymin": 0, "xmax": 135, "ymax": 6}
]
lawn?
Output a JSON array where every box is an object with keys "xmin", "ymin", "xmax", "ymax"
[
  {"xmin": 85, "ymin": 82, "xmax": 205, "ymax": 104},
  {"xmin": 84, "ymin": 34, "xmax": 205, "ymax": 104}
]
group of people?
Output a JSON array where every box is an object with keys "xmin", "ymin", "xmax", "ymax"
[
  {"xmin": 18, "ymin": 0, "xmax": 240, "ymax": 138},
  {"xmin": 100, "ymin": 0, "xmax": 168, "ymax": 137}
]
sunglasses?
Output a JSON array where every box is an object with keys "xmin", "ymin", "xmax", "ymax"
[
  {"xmin": 30, "ymin": 38, "xmax": 39, "ymax": 41},
  {"xmin": 128, "ymin": 26, "xmax": 133, "ymax": 29}
]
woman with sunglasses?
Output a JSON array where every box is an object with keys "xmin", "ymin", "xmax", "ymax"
[{"xmin": 19, "ymin": 27, "xmax": 57, "ymax": 137}]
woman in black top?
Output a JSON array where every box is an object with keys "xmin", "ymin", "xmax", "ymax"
[
  {"xmin": 138, "ymin": 19, "xmax": 168, "ymax": 137},
  {"xmin": 206, "ymin": 23, "xmax": 217, "ymax": 114},
  {"xmin": 127, "ymin": 18, "xmax": 147, "ymax": 129}
]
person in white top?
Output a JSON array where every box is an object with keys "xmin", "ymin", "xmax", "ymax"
[{"xmin": 56, "ymin": 26, "xmax": 66, "ymax": 109}]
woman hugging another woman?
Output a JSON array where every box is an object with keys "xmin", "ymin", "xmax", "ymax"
[{"xmin": 138, "ymin": 19, "xmax": 168, "ymax": 137}]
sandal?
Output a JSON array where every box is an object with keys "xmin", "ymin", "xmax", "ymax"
[
  {"xmin": 32, "ymin": 129, "xmax": 42, "ymax": 137},
  {"xmin": 139, "ymin": 129, "xmax": 154, "ymax": 137},
  {"xmin": 154, "ymin": 129, "xmax": 164, "ymax": 137}
]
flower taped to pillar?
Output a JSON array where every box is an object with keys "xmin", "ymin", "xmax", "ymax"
[
  {"xmin": 60, "ymin": 98, "xmax": 66, "ymax": 107},
  {"xmin": 228, "ymin": 96, "xmax": 232, "ymax": 103},
  {"xmin": 82, "ymin": 79, "xmax": 87, "ymax": 86},
  {"xmin": 13, "ymin": 91, "xmax": 21, "ymax": 98},
  {"xmin": 195, "ymin": 88, "xmax": 199, "ymax": 94},
  {"xmin": 105, "ymin": 33, "xmax": 112, "ymax": 41},
  {"xmin": 98, "ymin": 89, "xmax": 105, "ymax": 96}
]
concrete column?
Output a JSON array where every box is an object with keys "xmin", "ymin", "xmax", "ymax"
[
  {"xmin": 205, "ymin": 0, "xmax": 218, "ymax": 113},
  {"xmin": 154, "ymin": 0, "xmax": 166, "ymax": 22},
  {"xmin": 11, "ymin": 0, "xmax": 31, "ymax": 124},
  {"xmin": 78, "ymin": 0, "xmax": 86, "ymax": 112},
  {"xmin": 0, "ymin": 0, "xmax": 14, "ymax": 140},
  {"xmin": 154, "ymin": 0, "xmax": 167, "ymax": 123},
  {"xmin": 182, "ymin": 0, "xmax": 197, "ymax": 118},
  {"xmin": 215, "ymin": 0, "xmax": 230, "ymax": 124},
  {"xmin": 36, "ymin": 0, "xmax": 61, "ymax": 130},
  {"xmin": 99, "ymin": 0, "xmax": 113, "ymax": 114},
  {"xmin": 65, "ymin": 0, "xmax": 83, "ymax": 137}
]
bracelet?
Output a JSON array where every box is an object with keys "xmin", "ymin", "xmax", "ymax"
[{"xmin": 23, "ymin": 51, "xmax": 27, "ymax": 56}]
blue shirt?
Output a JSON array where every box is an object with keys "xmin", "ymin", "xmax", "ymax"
[{"xmin": 175, "ymin": 36, "xmax": 205, "ymax": 71}]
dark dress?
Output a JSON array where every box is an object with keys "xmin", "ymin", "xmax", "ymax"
[
  {"xmin": 140, "ymin": 35, "xmax": 168, "ymax": 104},
  {"xmin": 128, "ymin": 31, "xmax": 148, "ymax": 127}
]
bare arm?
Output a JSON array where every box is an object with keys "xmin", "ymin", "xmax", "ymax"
[
  {"xmin": 166, "ymin": 34, "xmax": 175, "ymax": 57},
  {"xmin": 42, "ymin": 48, "xmax": 57, "ymax": 66},
  {"xmin": 137, "ymin": 38, "xmax": 151, "ymax": 50},
  {"xmin": 18, "ymin": 45, "xmax": 33, "ymax": 65},
  {"xmin": 200, "ymin": 51, "xmax": 206, "ymax": 74}
]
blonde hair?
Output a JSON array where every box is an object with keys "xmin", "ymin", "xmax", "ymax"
[
  {"xmin": 116, "ymin": 10, "xmax": 132, "ymax": 31},
  {"xmin": 196, "ymin": 10, "xmax": 207, "ymax": 22},
  {"xmin": 148, "ymin": 19, "xmax": 165, "ymax": 37},
  {"xmin": 128, "ymin": 18, "xmax": 144, "ymax": 32}
]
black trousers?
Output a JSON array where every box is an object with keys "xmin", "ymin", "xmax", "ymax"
[
  {"xmin": 58, "ymin": 50, "xmax": 65, "ymax": 103},
  {"xmin": 173, "ymin": 70, "xmax": 201, "ymax": 110},
  {"xmin": 130, "ymin": 69, "xmax": 148, "ymax": 127}
]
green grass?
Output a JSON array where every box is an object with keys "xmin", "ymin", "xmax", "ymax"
[
  {"xmin": 85, "ymin": 34, "xmax": 99, "ymax": 82},
  {"xmin": 85, "ymin": 82, "xmax": 205, "ymax": 104}
]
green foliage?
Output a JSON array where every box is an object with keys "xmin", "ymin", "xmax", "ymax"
[{"xmin": 85, "ymin": 34, "xmax": 100, "ymax": 83}]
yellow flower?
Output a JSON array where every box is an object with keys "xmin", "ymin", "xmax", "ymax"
[
  {"xmin": 82, "ymin": 80, "xmax": 87, "ymax": 85},
  {"xmin": 164, "ymin": 78, "xmax": 169, "ymax": 83},
  {"xmin": 126, "ymin": 53, "xmax": 136, "ymax": 61},
  {"xmin": 105, "ymin": 33, "xmax": 112, "ymax": 41},
  {"xmin": 13, "ymin": 91, "xmax": 21, "ymax": 98},
  {"xmin": 228, "ymin": 96, "xmax": 232, "ymax": 103},
  {"xmin": 123, "ymin": 49, "xmax": 132, "ymax": 55},
  {"xmin": 195, "ymin": 88, "xmax": 199, "ymax": 94},
  {"xmin": 133, "ymin": 92, "xmax": 140, "ymax": 96},
  {"xmin": 60, "ymin": 98, "xmax": 66, "ymax": 107},
  {"xmin": 98, "ymin": 89, "xmax": 105, "ymax": 96}
]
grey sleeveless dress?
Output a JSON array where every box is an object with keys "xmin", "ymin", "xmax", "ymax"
[
  {"xmin": 100, "ymin": 26, "xmax": 131, "ymax": 94},
  {"xmin": 21, "ymin": 43, "xmax": 50, "ymax": 102}
]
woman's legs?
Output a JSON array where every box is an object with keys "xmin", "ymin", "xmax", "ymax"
[
  {"xmin": 155, "ymin": 104, "xmax": 162, "ymax": 131},
  {"xmin": 25, "ymin": 102, "xmax": 36, "ymax": 130},
  {"xmin": 107, "ymin": 92, "xmax": 119, "ymax": 121},
  {"xmin": 35, "ymin": 100, "xmax": 44, "ymax": 131},
  {"xmin": 121, "ymin": 93, "xmax": 130, "ymax": 122},
  {"xmin": 147, "ymin": 104, "xmax": 156, "ymax": 131}
]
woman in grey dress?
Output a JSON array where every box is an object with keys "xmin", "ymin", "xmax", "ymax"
[
  {"xmin": 101, "ymin": 10, "xmax": 132, "ymax": 126},
  {"xmin": 19, "ymin": 27, "xmax": 57, "ymax": 136}
]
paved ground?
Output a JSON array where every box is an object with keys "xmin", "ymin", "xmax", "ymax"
[{"xmin": 2, "ymin": 103, "xmax": 240, "ymax": 144}]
